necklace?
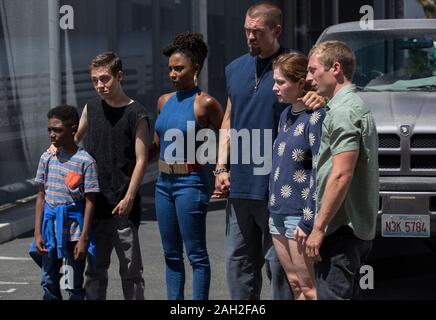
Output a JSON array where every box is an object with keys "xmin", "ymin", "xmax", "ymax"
[
  {"xmin": 283, "ymin": 116, "xmax": 293, "ymax": 132},
  {"xmin": 283, "ymin": 107, "xmax": 294, "ymax": 132},
  {"xmin": 254, "ymin": 49, "xmax": 282, "ymax": 91},
  {"xmin": 283, "ymin": 105, "xmax": 305, "ymax": 132},
  {"xmin": 291, "ymin": 106, "xmax": 306, "ymax": 115},
  {"xmin": 254, "ymin": 58, "xmax": 273, "ymax": 91}
]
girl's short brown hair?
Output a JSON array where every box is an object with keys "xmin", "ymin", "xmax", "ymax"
[{"xmin": 273, "ymin": 52, "xmax": 312, "ymax": 91}]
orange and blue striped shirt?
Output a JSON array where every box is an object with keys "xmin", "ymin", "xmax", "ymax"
[{"xmin": 35, "ymin": 148, "xmax": 99, "ymax": 241}]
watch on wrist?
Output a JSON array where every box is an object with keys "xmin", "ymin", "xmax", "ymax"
[{"xmin": 213, "ymin": 167, "xmax": 228, "ymax": 176}]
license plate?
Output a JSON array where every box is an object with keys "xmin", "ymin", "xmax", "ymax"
[{"xmin": 382, "ymin": 214, "xmax": 430, "ymax": 238}]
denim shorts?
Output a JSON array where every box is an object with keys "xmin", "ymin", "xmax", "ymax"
[{"xmin": 269, "ymin": 214, "xmax": 301, "ymax": 239}]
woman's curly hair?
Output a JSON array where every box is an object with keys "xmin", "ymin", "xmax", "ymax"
[{"xmin": 163, "ymin": 32, "xmax": 208, "ymax": 73}]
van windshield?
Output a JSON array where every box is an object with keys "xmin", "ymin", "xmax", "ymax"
[{"xmin": 323, "ymin": 29, "xmax": 436, "ymax": 91}]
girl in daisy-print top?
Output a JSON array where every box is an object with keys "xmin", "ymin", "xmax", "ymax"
[{"xmin": 269, "ymin": 52, "xmax": 326, "ymax": 300}]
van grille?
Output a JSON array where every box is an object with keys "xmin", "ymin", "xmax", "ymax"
[
  {"xmin": 378, "ymin": 133, "xmax": 436, "ymax": 175},
  {"xmin": 379, "ymin": 155, "xmax": 401, "ymax": 169},
  {"xmin": 411, "ymin": 134, "xmax": 436, "ymax": 149},
  {"xmin": 411, "ymin": 156, "xmax": 436, "ymax": 169},
  {"xmin": 379, "ymin": 134, "xmax": 400, "ymax": 149}
]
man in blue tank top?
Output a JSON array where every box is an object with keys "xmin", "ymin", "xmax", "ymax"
[{"xmin": 213, "ymin": 3, "xmax": 326, "ymax": 300}]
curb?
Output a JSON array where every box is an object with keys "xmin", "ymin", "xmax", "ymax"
[
  {"xmin": 0, "ymin": 180, "xmax": 39, "ymax": 207},
  {"xmin": 0, "ymin": 202, "xmax": 35, "ymax": 244}
]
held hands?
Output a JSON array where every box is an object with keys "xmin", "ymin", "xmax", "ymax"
[
  {"xmin": 211, "ymin": 171, "xmax": 230, "ymax": 199},
  {"xmin": 298, "ymin": 91, "xmax": 327, "ymax": 110},
  {"xmin": 295, "ymin": 226, "xmax": 323, "ymax": 263},
  {"xmin": 112, "ymin": 197, "xmax": 134, "ymax": 217}
]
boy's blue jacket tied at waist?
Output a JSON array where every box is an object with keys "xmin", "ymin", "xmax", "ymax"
[{"xmin": 29, "ymin": 201, "xmax": 96, "ymax": 271}]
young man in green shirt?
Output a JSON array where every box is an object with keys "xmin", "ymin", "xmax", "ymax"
[{"xmin": 305, "ymin": 41, "xmax": 379, "ymax": 300}]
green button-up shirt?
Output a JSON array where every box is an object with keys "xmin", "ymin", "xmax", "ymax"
[{"xmin": 316, "ymin": 85, "xmax": 379, "ymax": 240}]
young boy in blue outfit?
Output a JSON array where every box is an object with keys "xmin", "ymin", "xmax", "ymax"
[{"xmin": 30, "ymin": 105, "xmax": 100, "ymax": 300}]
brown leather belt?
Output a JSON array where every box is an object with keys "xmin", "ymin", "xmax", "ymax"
[{"xmin": 158, "ymin": 160, "xmax": 202, "ymax": 174}]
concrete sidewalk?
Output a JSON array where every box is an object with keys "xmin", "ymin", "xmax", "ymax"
[{"xmin": 0, "ymin": 162, "xmax": 159, "ymax": 244}]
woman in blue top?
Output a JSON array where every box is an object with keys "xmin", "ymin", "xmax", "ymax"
[
  {"xmin": 269, "ymin": 53, "xmax": 326, "ymax": 300},
  {"xmin": 149, "ymin": 33, "xmax": 223, "ymax": 300}
]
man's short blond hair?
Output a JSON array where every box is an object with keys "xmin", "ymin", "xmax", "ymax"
[{"xmin": 309, "ymin": 41, "xmax": 356, "ymax": 81}]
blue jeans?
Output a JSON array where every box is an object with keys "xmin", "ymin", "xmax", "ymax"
[
  {"xmin": 315, "ymin": 226, "xmax": 373, "ymax": 300},
  {"xmin": 155, "ymin": 171, "xmax": 211, "ymax": 300},
  {"xmin": 41, "ymin": 241, "xmax": 86, "ymax": 300},
  {"xmin": 225, "ymin": 199, "xmax": 293, "ymax": 300}
]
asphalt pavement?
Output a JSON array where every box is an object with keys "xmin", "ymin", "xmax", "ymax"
[
  {"xmin": 1, "ymin": 179, "xmax": 436, "ymax": 300},
  {"xmin": 0, "ymin": 180, "xmax": 271, "ymax": 300}
]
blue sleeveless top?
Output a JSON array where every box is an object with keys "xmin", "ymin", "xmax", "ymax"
[
  {"xmin": 225, "ymin": 49, "xmax": 288, "ymax": 201},
  {"xmin": 155, "ymin": 87, "xmax": 202, "ymax": 163}
]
